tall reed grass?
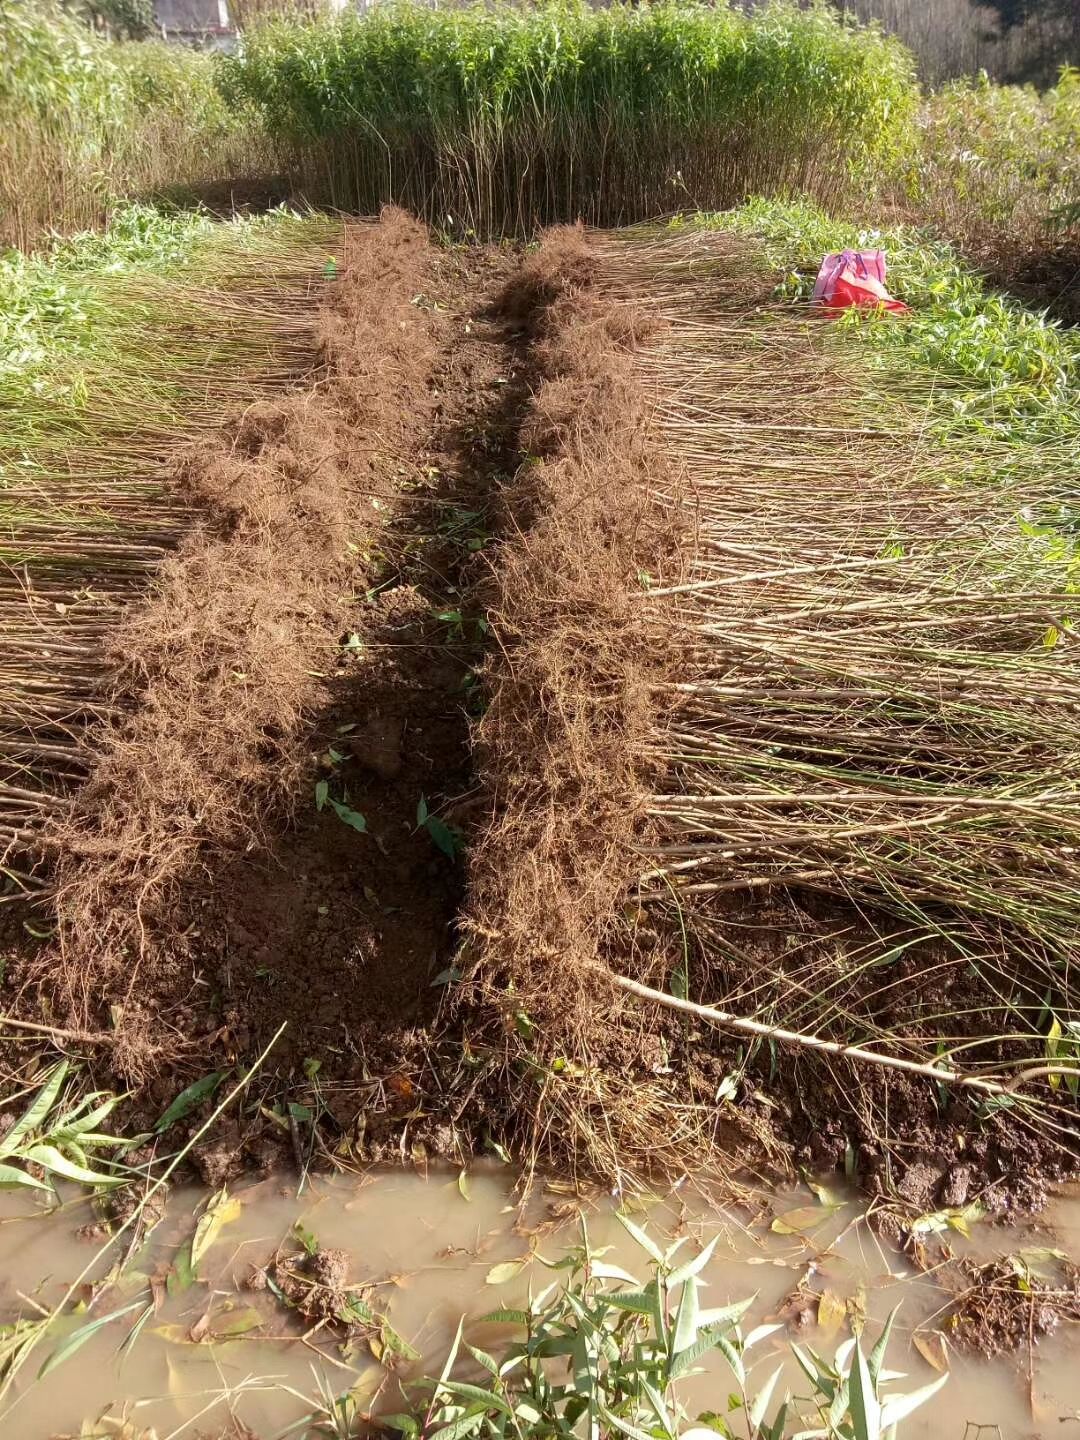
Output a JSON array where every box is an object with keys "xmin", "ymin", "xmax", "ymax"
[
  {"xmin": 219, "ymin": 1, "xmax": 920, "ymax": 234},
  {"xmin": 0, "ymin": 0, "xmax": 274, "ymax": 250}
]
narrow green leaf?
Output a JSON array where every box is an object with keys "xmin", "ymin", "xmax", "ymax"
[
  {"xmin": 0, "ymin": 1162, "xmax": 51, "ymax": 1192},
  {"xmin": 743, "ymin": 1321, "xmax": 784, "ymax": 1350},
  {"xmin": 602, "ymin": 1290, "xmax": 655, "ymax": 1315},
  {"xmin": 713, "ymin": 1333, "xmax": 745, "ymax": 1386},
  {"xmin": 0, "ymin": 1062, "xmax": 68, "ymax": 1158},
  {"xmin": 598, "ymin": 1403, "xmax": 656, "ymax": 1440},
  {"xmin": 20, "ymin": 1145, "xmax": 126, "ymax": 1189},
  {"xmin": 485, "ymin": 1260, "xmax": 528, "ymax": 1286},
  {"xmin": 639, "ymin": 1374, "xmax": 673, "ymax": 1434},
  {"xmin": 848, "ymin": 1339, "xmax": 881, "ymax": 1440},
  {"xmin": 38, "ymin": 1300, "xmax": 144, "ymax": 1378},
  {"xmin": 424, "ymin": 813, "xmax": 461, "ymax": 859},
  {"xmin": 790, "ymin": 1342, "xmax": 833, "ymax": 1399},
  {"xmin": 437, "ymin": 1381, "xmax": 514, "ymax": 1418},
  {"xmin": 697, "ymin": 1297, "xmax": 754, "ymax": 1330},
  {"xmin": 879, "ymin": 1373, "xmax": 948, "ymax": 1430},
  {"xmin": 614, "ymin": 1211, "xmax": 666, "ymax": 1266},
  {"xmin": 380, "ymin": 1322, "xmax": 420, "ymax": 1361},
  {"xmin": 382, "ymin": 1416, "xmax": 420, "ymax": 1437},
  {"xmin": 154, "ymin": 1071, "xmax": 226, "ymax": 1133},
  {"xmin": 749, "ymin": 1364, "xmax": 784, "ymax": 1429},
  {"xmin": 437, "ymin": 1317, "xmax": 465, "ymax": 1388},
  {"xmin": 672, "ymin": 1273, "xmax": 701, "ymax": 1356},
  {"xmin": 668, "ymin": 1234, "xmax": 720, "ymax": 1286},
  {"xmin": 329, "ymin": 797, "xmax": 367, "ymax": 833},
  {"xmin": 52, "ymin": 1096, "xmax": 120, "ymax": 1140},
  {"xmin": 428, "ymin": 1413, "xmax": 484, "ymax": 1440},
  {"xmin": 827, "ymin": 1374, "xmax": 851, "ymax": 1431},
  {"xmin": 591, "ymin": 1261, "xmax": 640, "ymax": 1285},
  {"xmin": 479, "ymin": 1309, "xmax": 529, "ymax": 1326},
  {"xmin": 669, "ymin": 1324, "xmax": 738, "ymax": 1381},
  {"xmin": 464, "ymin": 1342, "xmax": 499, "ymax": 1375},
  {"xmin": 868, "ymin": 1308, "xmax": 898, "ymax": 1387}
]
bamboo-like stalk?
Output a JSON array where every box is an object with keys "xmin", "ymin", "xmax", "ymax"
[
  {"xmin": 603, "ymin": 969, "xmax": 1069, "ymax": 1098},
  {"xmin": 594, "ymin": 225, "xmax": 1080, "ymax": 1087},
  {"xmin": 0, "ymin": 220, "xmax": 342, "ymax": 857}
]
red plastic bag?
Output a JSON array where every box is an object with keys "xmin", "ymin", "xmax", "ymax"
[{"xmin": 813, "ymin": 249, "xmax": 908, "ymax": 314}]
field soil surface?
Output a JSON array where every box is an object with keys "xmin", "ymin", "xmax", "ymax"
[{"xmin": 1, "ymin": 216, "xmax": 1075, "ymax": 1289}]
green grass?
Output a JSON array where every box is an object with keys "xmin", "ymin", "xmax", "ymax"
[
  {"xmin": 0, "ymin": 201, "xmax": 335, "ymax": 461},
  {"xmin": 711, "ymin": 197, "xmax": 1080, "ymax": 465},
  {"xmin": 217, "ymin": 0, "xmax": 919, "ymax": 233}
]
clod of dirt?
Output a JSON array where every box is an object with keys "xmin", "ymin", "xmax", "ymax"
[
  {"xmin": 270, "ymin": 1244, "xmax": 365, "ymax": 1327},
  {"xmin": 310, "ymin": 1247, "xmax": 350, "ymax": 1291},
  {"xmin": 192, "ymin": 1121, "xmax": 244, "ymax": 1188},
  {"xmin": 896, "ymin": 1158, "xmax": 946, "ymax": 1209},
  {"xmin": 347, "ymin": 713, "xmax": 404, "ymax": 781},
  {"xmin": 944, "ymin": 1254, "xmax": 1080, "ymax": 1355},
  {"xmin": 940, "ymin": 1163, "xmax": 973, "ymax": 1208}
]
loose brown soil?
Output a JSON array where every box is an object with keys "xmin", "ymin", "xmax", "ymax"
[{"xmin": 970, "ymin": 232, "xmax": 1080, "ymax": 327}]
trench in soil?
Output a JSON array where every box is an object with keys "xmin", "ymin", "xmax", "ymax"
[
  {"xmin": 180, "ymin": 246, "xmax": 530, "ymax": 1090},
  {"xmin": 8, "ymin": 237, "xmax": 534, "ymax": 1162}
]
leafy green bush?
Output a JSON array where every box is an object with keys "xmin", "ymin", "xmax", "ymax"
[{"xmin": 218, "ymin": 0, "xmax": 919, "ymax": 233}]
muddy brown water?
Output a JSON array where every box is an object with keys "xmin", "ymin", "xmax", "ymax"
[{"xmin": 0, "ymin": 1168, "xmax": 1077, "ymax": 1438}]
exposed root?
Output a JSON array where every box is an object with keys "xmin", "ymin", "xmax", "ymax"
[
  {"xmin": 462, "ymin": 229, "xmax": 773, "ymax": 1189},
  {"xmin": 467, "ymin": 228, "xmax": 677, "ymax": 1007},
  {"xmin": 36, "ymin": 208, "xmax": 439, "ymax": 1069}
]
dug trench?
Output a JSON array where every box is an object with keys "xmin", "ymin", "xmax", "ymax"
[
  {"xmin": 6, "ymin": 210, "xmax": 536, "ymax": 1172},
  {"xmin": 2, "ymin": 217, "xmax": 1079, "ymax": 1365}
]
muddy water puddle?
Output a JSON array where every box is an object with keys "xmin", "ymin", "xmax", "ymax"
[{"xmin": 0, "ymin": 1167, "xmax": 1077, "ymax": 1438}]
